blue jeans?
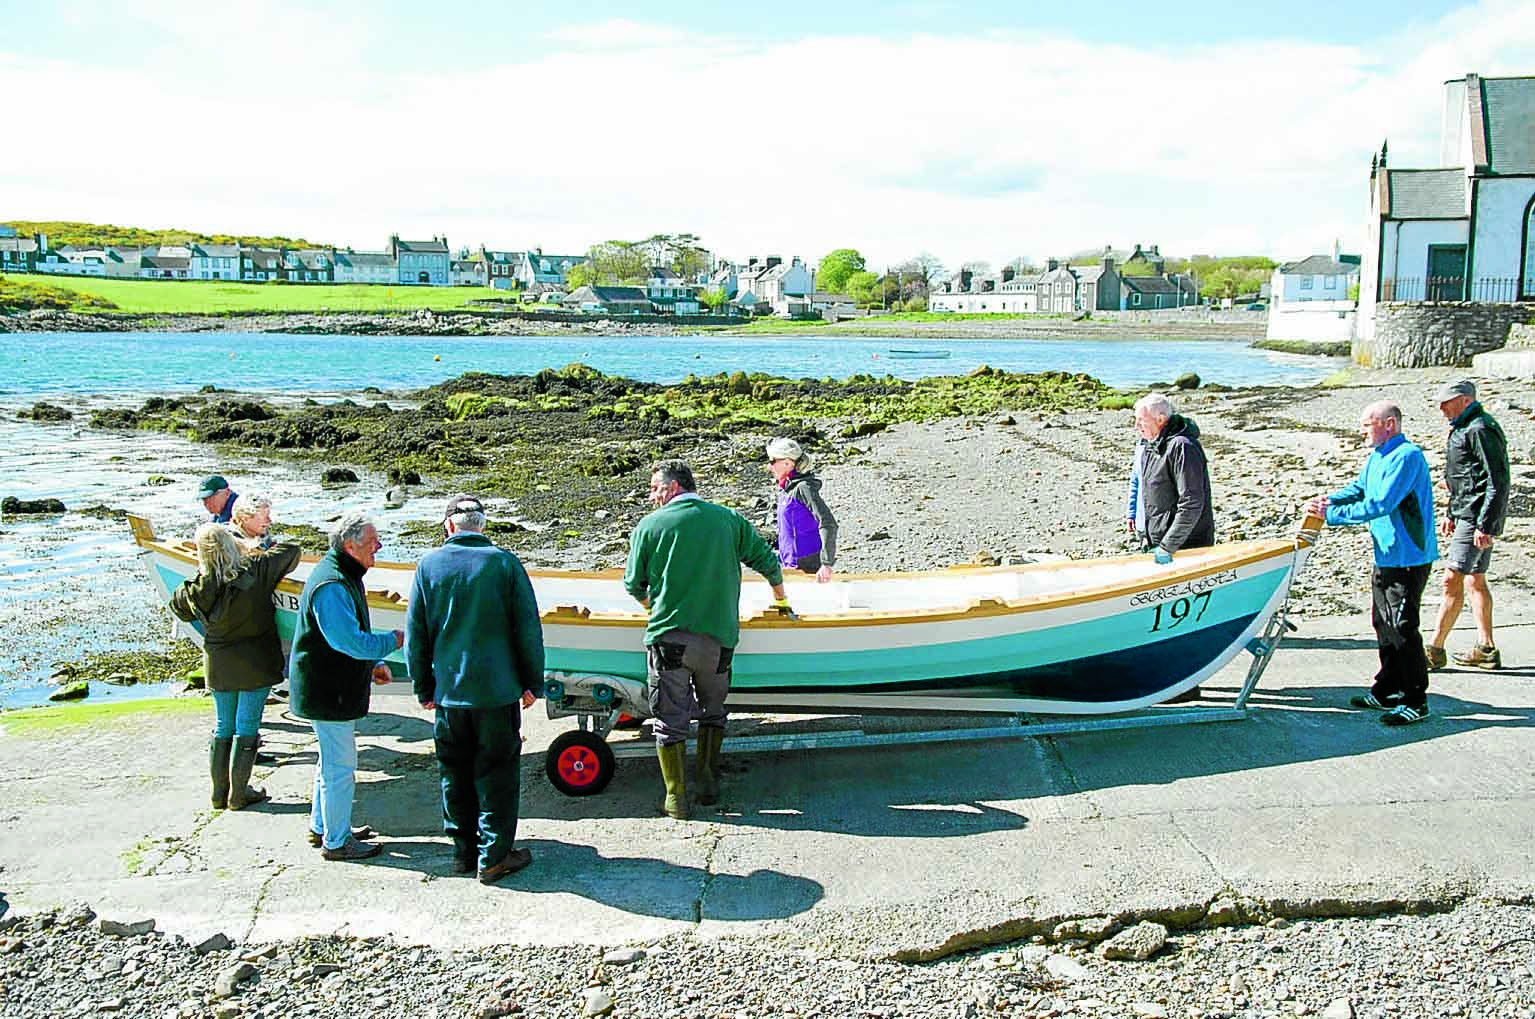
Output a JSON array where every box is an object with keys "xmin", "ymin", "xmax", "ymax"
[
  {"xmin": 211, "ymin": 688, "xmax": 269, "ymax": 738},
  {"xmin": 309, "ymin": 720, "xmax": 357, "ymax": 850}
]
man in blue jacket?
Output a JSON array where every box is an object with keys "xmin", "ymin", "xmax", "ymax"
[
  {"xmin": 1308, "ymin": 401, "xmax": 1439, "ymax": 726},
  {"xmin": 406, "ymin": 496, "xmax": 545, "ymax": 884}
]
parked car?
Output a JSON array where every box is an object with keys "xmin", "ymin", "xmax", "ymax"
[{"xmin": 1245, "ymin": 302, "xmax": 1267, "ymax": 311}]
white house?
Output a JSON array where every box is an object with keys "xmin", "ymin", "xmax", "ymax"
[
  {"xmin": 189, "ymin": 243, "xmax": 242, "ymax": 280},
  {"xmin": 450, "ymin": 259, "xmax": 488, "ymax": 287},
  {"xmin": 1359, "ymin": 73, "xmax": 1535, "ymax": 342},
  {"xmin": 1266, "ymin": 250, "xmax": 1360, "ymax": 342},
  {"xmin": 515, "ymin": 249, "xmax": 586, "ymax": 289},
  {"xmin": 332, "ymin": 250, "xmax": 396, "ymax": 284}
]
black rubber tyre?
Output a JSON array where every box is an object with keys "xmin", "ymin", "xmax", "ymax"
[{"xmin": 545, "ymin": 729, "xmax": 616, "ymax": 797}]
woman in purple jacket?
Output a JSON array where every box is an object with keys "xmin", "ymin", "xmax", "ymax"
[{"xmin": 766, "ymin": 437, "xmax": 838, "ymax": 583}]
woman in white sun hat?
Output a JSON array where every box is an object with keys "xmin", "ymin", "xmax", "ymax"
[{"xmin": 766, "ymin": 436, "xmax": 838, "ymax": 583}]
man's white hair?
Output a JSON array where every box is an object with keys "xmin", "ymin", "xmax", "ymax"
[
  {"xmin": 1134, "ymin": 392, "xmax": 1174, "ymax": 420},
  {"xmin": 329, "ymin": 511, "xmax": 376, "ymax": 552}
]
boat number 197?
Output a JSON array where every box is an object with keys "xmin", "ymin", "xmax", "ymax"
[{"xmin": 1148, "ymin": 591, "xmax": 1212, "ymax": 632}]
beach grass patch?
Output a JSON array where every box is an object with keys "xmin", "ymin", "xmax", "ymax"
[{"xmin": 1, "ymin": 696, "xmax": 208, "ymax": 737}]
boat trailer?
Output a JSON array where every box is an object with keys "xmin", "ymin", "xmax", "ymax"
[{"xmin": 540, "ymin": 603, "xmax": 1299, "ymax": 797}]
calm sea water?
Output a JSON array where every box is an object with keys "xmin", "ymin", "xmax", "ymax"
[
  {"xmin": 0, "ymin": 331, "xmax": 1339, "ymax": 395},
  {"xmin": 0, "ymin": 329, "xmax": 1337, "ymax": 709}
]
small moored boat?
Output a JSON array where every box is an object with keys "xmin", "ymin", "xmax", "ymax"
[{"xmin": 885, "ymin": 348, "xmax": 952, "ymax": 360}]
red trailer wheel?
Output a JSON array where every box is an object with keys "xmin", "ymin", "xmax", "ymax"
[{"xmin": 546, "ymin": 730, "xmax": 616, "ymax": 796}]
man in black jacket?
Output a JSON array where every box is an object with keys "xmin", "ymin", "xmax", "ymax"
[
  {"xmin": 1133, "ymin": 392, "xmax": 1215, "ymax": 562},
  {"xmin": 1425, "ymin": 380, "xmax": 1509, "ymax": 671}
]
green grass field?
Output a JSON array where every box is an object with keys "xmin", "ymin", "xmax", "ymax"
[{"xmin": 0, "ymin": 273, "xmax": 507, "ymax": 313}]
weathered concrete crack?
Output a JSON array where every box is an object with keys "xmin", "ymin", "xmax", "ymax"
[
  {"xmin": 691, "ymin": 827, "xmax": 724, "ymax": 925},
  {"xmin": 242, "ymin": 863, "xmax": 288, "ymax": 945}
]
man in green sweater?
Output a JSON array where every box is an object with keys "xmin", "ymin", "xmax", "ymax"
[{"xmin": 624, "ymin": 459, "xmax": 788, "ymax": 819}]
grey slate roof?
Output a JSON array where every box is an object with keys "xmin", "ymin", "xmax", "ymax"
[
  {"xmin": 1386, "ymin": 168, "xmax": 1467, "ymax": 219},
  {"xmin": 340, "ymin": 251, "xmax": 395, "ymax": 268},
  {"xmin": 1482, "ymin": 76, "xmax": 1535, "ymax": 174},
  {"xmin": 1120, "ymin": 276, "xmax": 1184, "ymax": 296},
  {"xmin": 397, "ymin": 238, "xmax": 449, "ymax": 253},
  {"xmin": 1279, "ymin": 255, "xmax": 1358, "ymax": 276}
]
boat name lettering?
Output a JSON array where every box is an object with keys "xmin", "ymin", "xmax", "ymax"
[
  {"xmin": 272, "ymin": 592, "xmax": 301, "ymax": 611},
  {"xmin": 1128, "ymin": 570, "xmax": 1237, "ymax": 607}
]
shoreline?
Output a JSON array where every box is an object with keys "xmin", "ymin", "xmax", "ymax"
[{"xmin": 1, "ymin": 306, "xmax": 1270, "ymax": 342}]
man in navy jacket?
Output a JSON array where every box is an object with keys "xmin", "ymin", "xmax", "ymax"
[
  {"xmin": 1308, "ymin": 401, "xmax": 1439, "ymax": 726},
  {"xmin": 406, "ymin": 496, "xmax": 545, "ymax": 884}
]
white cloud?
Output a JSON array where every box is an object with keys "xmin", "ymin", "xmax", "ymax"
[{"xmin": 4, "ymin": 2, "xmax": 1533, "ymax": 270}]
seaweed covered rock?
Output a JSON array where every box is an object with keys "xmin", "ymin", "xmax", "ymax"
[
  {"xmin": 19, "ymin": 402, "xmax": 72, "ymax": 422},
  {"xmin": 320, "ymin": 467, "xmax": 360, "ymax": 484},
  {"xmin": 2, "ymin": 496, "xmax": 67, "ymax": 515}
]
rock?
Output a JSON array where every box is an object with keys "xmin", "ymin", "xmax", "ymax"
[
  {"xmin": 214, "ymin": 961, "xmax": 257, "ymax": 998},
  {"xmin": 602, "ymin": 947, "xmax": 645, "ymax": 966},
  {"xmin": 1174, "ymin": 372, "xmax": 1201, "ymax": 390},
  {"xmin": 60, "ymin": 902, "xmax": 96, "ymax": 927},
  {"xmin": 1, "ymin": 496, "xmax": 67, "ymax": 515},
  {"xmin": 1053, "ymin": 916, "xmax": 1119, "ymax": 941},
  {"xmin": 593, "ymin": 509, "xmax": 611, "ymax": 521},
  {"xmin": 1044, "ymin": 954, "xmax": 1089, "ymax": 982},
  {"xmin": 320, "ymin": 467, "xmax": 359, "ymax": 484},
  {"xmin": 840, "ymin": 421, "xmax": 888, "ymax": 439},
  {"xmin": 383, "ymin": 487, "xmax": 408, "ymax": 509},
  {"xmin": 102, "ymin": 672, "xmax": 137, "ymax": 687},
  {"xmin": 97, "ymin": 997, "xmax": 127, "ymax": 1012},
  {"xmin": 386, "ymin": 468, "xmax": 422, "ymax": 486},
  {"xmin": 195, "ymin": 932, "xmax": 233, "ymax": 954},
  {"xmin": 1132, "ymin": 1004, "xmax": 1168, "ymax": 1018},
  {"xmin": 1206, "ymin": 896, "xmax": 1245, "ymax": 925},
  {"xmin": 49, "ymin": 681, "xmax": 89, "ymax": 701},
  {"xmin": 1228, "ymin": 973, "xmax": 1248, "ymax": 995},
  {"xmin": 581, "ymin": 986, "xmax": 615, "ymax": 1015},
  {"xmin": 22, "ymin": 402, "xmax": 73, "ymax": 422},
  {"xmin": 214, "ymin": 1006, "xmax": 241, "ymax": 1019},
  {"xmin": 99, "ymin": 918, "xmax": 156, "ymax": 937},
  {"xmin": 0, "ymin": 936, "xmax": 23, "ymax": 954},
  {"xmin": 996, "ymin": 415, "xmax": 1016, "ymax": 425},
  {"xmin": 296, "ymin": 962, "xmax": 343, "ymax": 981},
  {"xmin": 145, "ymin": 474, "xmax": 176, "ymax": 487},
  {"xmin": 474, "ymin": 996, "xmax": 523, "ymax": 1018},
  {"xmin": 1320, "ymin": 999, "xmax": 1355, "ymax": 1019},
  {"xmin": 867, "ymin": 528, "xmax": 892, "ymax": 541},
  {"xmin": 1100, "ymin": 921, "xmax": 1168, "ymax": 961}
]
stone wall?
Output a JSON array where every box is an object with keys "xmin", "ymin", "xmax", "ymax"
[{"xmin": 1358, "ymin": 302, "xmax": 1533, "ymax": 367}]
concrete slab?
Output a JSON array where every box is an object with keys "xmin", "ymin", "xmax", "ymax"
[{"xmin": 3, "ymin": 612, "xmax": 1533, "ymax": 958}]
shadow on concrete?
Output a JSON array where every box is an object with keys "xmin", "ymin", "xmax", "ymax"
[
  {"xmin": 358, "ymin": 838, "xmax": 823, "ymax": 921},
  {"xmin": 1282, "ymin": 636, "xmax": 1382, "ymax": 650}
]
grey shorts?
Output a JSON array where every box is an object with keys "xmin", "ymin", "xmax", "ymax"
[{"xmin": 1445, "ymin": 518, "xmax": 1493, "ymax": 575}]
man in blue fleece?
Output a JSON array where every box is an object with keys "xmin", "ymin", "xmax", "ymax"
[
  {"xmin": 406, "ymin": 496, "xmax": 545, "ymax": 884},
  {"xmin": 1307, "ymin": 401, "xmax": 1439, "ymax": 726}
]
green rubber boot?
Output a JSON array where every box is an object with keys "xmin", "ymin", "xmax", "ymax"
[
  {"xmin": 209, "ymin": 737, "xmax": 233, "ymax": 809},
  {"xmin": 657, "ymin": 741, "xmax": 689, "ymax": 820},
  {"xmin": 694, "ymin": 726, "xmax": 724, "ymax": 806}
]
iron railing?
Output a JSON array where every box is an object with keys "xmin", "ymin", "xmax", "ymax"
[{"xmin": 1381, "ymin": 276, "xmax": 1525, "ymax": 302}]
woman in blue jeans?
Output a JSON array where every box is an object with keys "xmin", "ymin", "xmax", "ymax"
[{"xmin": 171, "ymin": 524, "xmax": 301, "ymax": 809}]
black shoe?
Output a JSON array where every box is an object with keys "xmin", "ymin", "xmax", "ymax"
[
  {"xmin": 1349, "ymin": 692, "xmax": 1401, "ymax": 711},
  {"xmin": 321, "ymin": 836, "xmax": 382, "ymax": 861},
  {"xmin": 478, "ymin": 848, "xmax": 532, "ymax": 884},
  {"xmin": 1380, "ymin": 704, "xmax": 1430, "ymax": 727}
]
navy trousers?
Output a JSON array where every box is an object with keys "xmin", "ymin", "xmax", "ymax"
[{"xmin": 434, "ymin": 703, "xmax": 523, "ymax": 871}]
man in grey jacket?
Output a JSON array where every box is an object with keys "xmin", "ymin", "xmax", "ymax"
[
  {"xmin": 1425, "ymin": 380, "xmax": 1509, "ymax": 671},
  {"xmin": 1132, "ymin": 393, "xmax": 1215, "ymax": 562},
  {"xmin": 406, "ymin": 496, "xmax": 545, "ymax": 884}
]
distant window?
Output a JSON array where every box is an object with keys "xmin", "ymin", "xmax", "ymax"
[
  {"xmin": 1300, "ymin": 277, "xmax": 1313, "ymax": 289},
  {"xmin": 1324, "ymin": 276, "xmax": 1337, "ymax": 290},
  {"xmin": 1132, "ymin": 293, "xmax": 1141, "ymax": 307}
]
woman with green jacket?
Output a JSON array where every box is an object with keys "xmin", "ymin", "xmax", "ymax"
[{"xmin": 170, "ymin": 524, "xmax": 301, "ymax": 810}]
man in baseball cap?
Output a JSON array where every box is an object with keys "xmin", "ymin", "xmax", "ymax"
[
  {"xmin": 1425, "ymin": 379, "xmax": 1510, "ymax": 671},
  {"xmin": 198, "ymin": 475, "xmax": 238, "ymax": 524}
]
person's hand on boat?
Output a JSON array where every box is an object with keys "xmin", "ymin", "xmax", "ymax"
[
  {"xmin": 1305, "ymin": 495, "xmax": 1329, "ymax": 517},
  {"xmin": 371, "ymin": 663, "xmax": 393, "ymax": 685},
  {"xmin": 1153, "ymin": 547, "xmax": 1174, "ymax": 565},
  {"xmin": 390, "ymin": 629, "xmax": 405, "ymax": 649},
  {"xmin": 772, "ymin": 595, "xmax": 798, "ymax": 619},
  {"xmin": 815, "ymin": 564, "xmax": 832, "ymax": 584},
  {"xmin": 421, "ymin": 700, "xmax": 435, "ymax": 711},
  {"xmin": 520, "ymin": 690, "xmax": 537, "ymax": 708}
]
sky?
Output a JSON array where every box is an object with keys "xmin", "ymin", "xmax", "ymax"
[{"xmin": 3, "ymin": 0, "xmax": 1533, "ymax": 272}]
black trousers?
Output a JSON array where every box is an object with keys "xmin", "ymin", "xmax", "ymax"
[
  {"xmin": 1370, "ymin": 564, "xmax": 1432, "ymax": 709},
  {"xmin": 434, "ymin": 704, "xmax": 522, "ymax": 870}
]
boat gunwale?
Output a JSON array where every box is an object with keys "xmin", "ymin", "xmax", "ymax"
[{"xmin": 130, "ymin": 514, "xmax": 1318, "ymax": 630}]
